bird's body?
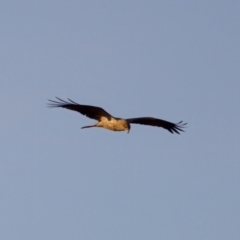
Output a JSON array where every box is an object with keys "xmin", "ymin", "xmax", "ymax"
[
  {"xmin": 47, "ymin": 97, "xmax": 187, "ymax": 134},
  {"xmin": 93, "ymin": 117, "xmax": 130, "ymax": 132}
]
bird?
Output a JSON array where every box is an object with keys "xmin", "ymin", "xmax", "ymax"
[{"xmin": 47, "ymin": 97, "xmax": 187, "ymax": 134}]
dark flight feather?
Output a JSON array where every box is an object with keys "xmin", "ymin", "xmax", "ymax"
[
  {"xmin": 47, "ymin": 97, "xmax": 112, "ymax": 121},
  {"xmin": 126, "ymin": 117, "xmax": 187, "ymax": 134}
]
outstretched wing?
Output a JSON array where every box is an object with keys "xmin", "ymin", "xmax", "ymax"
[
  {"xmin": 47, "ymin": 97, "xmax": 113, "ymax": 121},
  {"xmin": 126, "ymin": 117, "xmax": 187, "ymax": 134}
]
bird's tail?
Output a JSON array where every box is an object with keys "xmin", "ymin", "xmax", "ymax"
[{"xmin": 81, "ymin": 124, "xmax": 97, "ymax": 129}]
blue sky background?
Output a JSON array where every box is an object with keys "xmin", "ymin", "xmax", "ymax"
[{"xmin": 1, "ymin": 1, "xmax": 240, "ymax": 239}]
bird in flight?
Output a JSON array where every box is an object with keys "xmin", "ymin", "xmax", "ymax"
[{"xmin": 47, "ymin": 97, "xmax": 187, "ymax": 134}]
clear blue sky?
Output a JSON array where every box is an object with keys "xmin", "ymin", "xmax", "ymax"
[{"xmin": 1, "ymin": 1, "xmax": 240, "ymax": 239}]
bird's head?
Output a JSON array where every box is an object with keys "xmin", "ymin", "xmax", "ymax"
[{"xmin": 126, "ymin": 122, "xmax": 131, "ymax": 133}]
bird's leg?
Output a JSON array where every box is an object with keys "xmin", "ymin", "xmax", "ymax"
[{"xmin": 81, "ymin": 123, "xmax": 97, "ymax": 129}]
